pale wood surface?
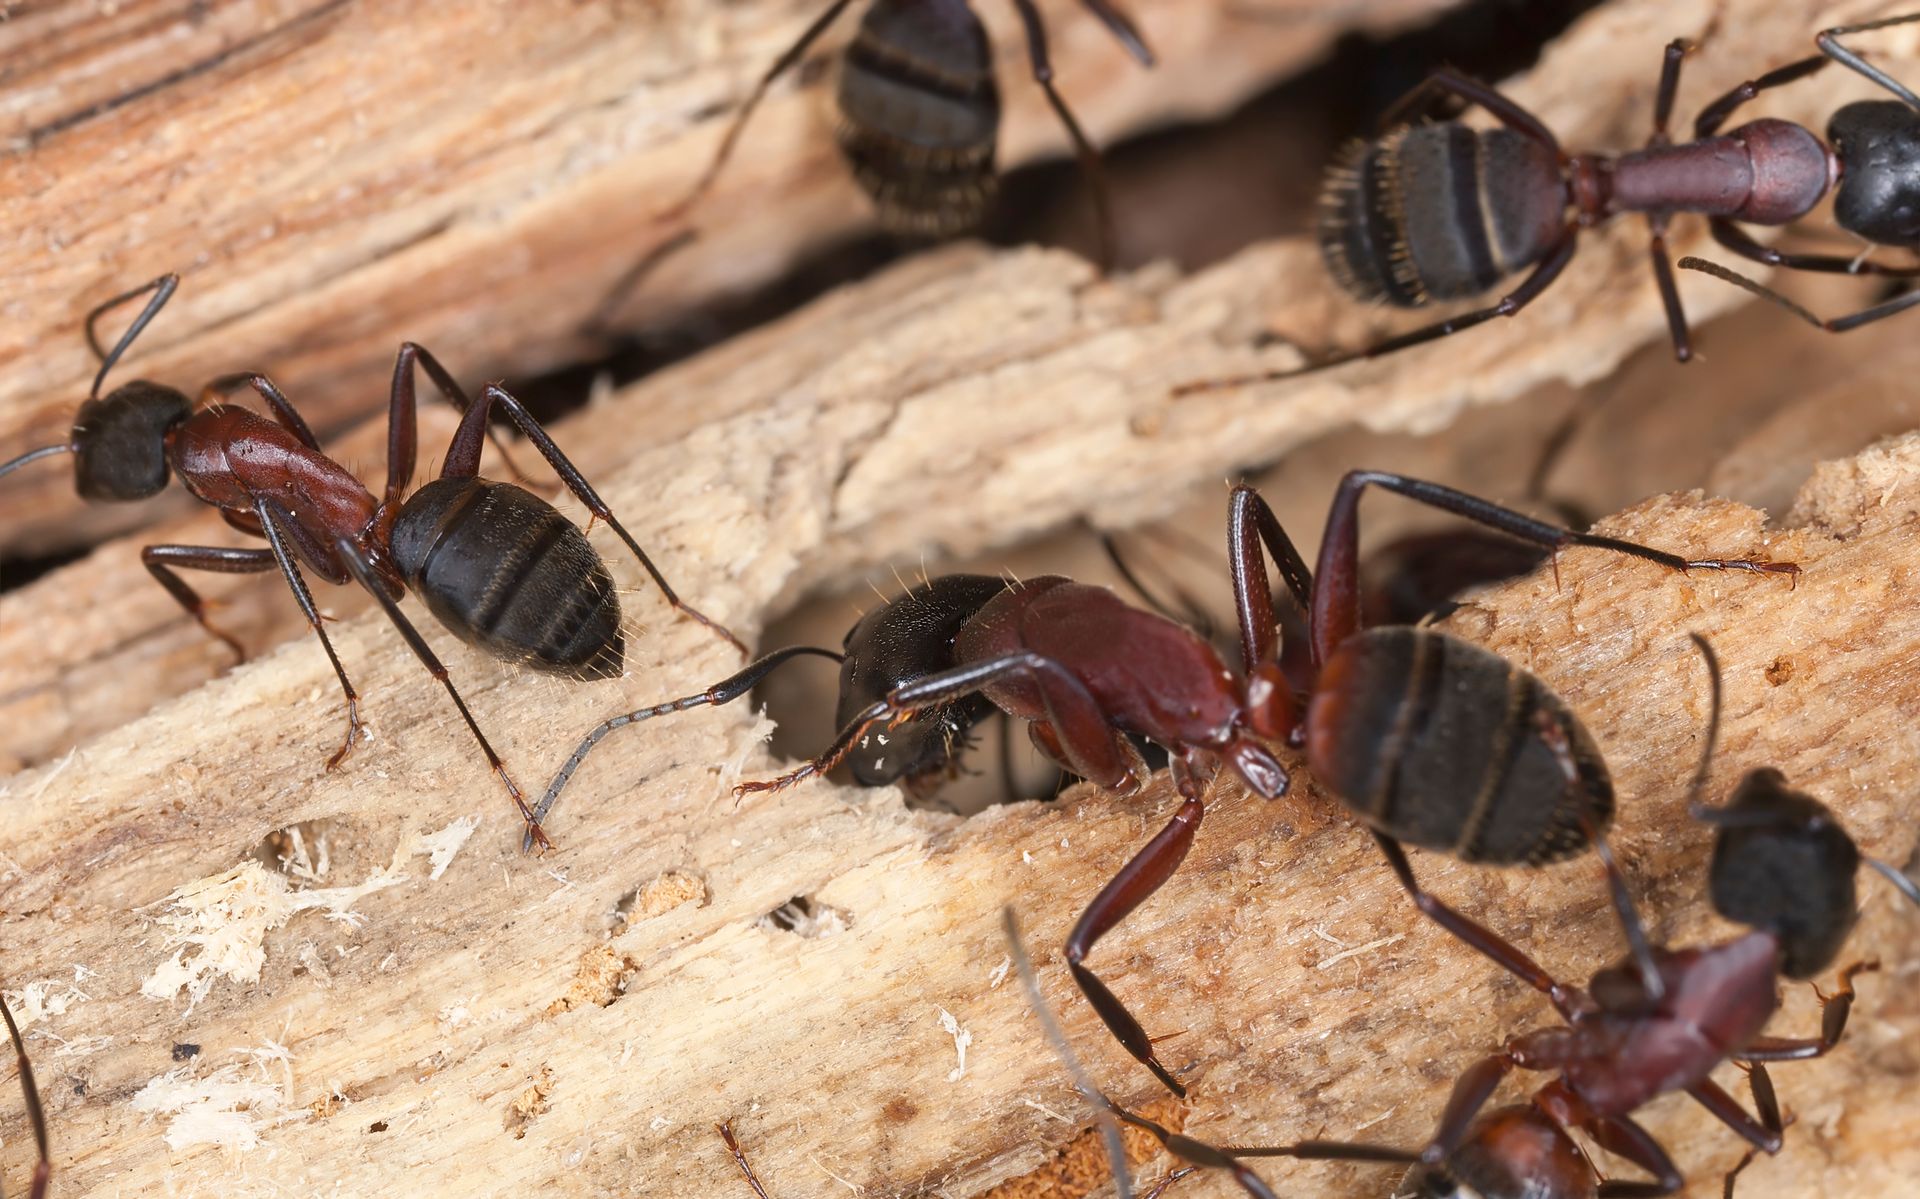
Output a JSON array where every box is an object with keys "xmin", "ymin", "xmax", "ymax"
[
  {"xmin": 3, "ymin": 412, "xmax": 1918, "ymax": 1197},
  {"xmin": 0, "ymin": 0, "xmax": 1458, "ymax": 556},
  {"xmin": 5, "ymin": 1, "xmax": 1920, "ymax": 1196},
  {"xmin": 7, "ymin": 0, "xmax": 1911, "ymax": 770}
]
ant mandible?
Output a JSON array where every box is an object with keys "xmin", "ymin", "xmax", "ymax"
[
  {"xmin": 1176, "ymin": 14, "xmax": 1920, "ymax": 394},
  {"xmin": 1047, "ymin": 634, "xmax": 1912, "ymax": 1199},
  {"xmin": 0, "ymin": 275, "xmax": 743, "ymax": 849},
  {"xmin": 540, "ymin": 471, "xmax": 1795, "ymax": 1095},
  {"xmin": 665, "ymin": 0, "xmax": 1152, "ymax": 265},
  {"xmin": 0, "ymin": 992, "xmax": 50, "ymax": 1199}
]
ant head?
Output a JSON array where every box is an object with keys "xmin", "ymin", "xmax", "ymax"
[
  {"xmin": 1828, "ymin": 100, "xmax": 1920, "ymax": 248},
  {"xmin": 837, "ymin": 573, "xmax": 1010, "ymax": 787},
  {"xmin": 71, "ymin": 380, "xmax": 193, "ymax": 501},
  {"xmin": 1703, "ymin": 769, "xmax": 1861, "ymax": 980}
]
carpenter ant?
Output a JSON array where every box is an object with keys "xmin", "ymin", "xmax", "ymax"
[
  {"xmin": 0, "ymin": 993, "xmax": 50, "ymax": 1199},
  {"xmin": 1176, "ymin": 15, "xmax": 1920, "ymax": 395},
  {"xmin": 666, "ymin": 0, "xmax": 1153, "ymax": 263},
  {"xmin": 0, "ymin": 275, "xmax": 741, "ymax": 849},
  {"xmin": 544, "ymin": 470, "xmax": 1795, "ymax": 1094},
  {"xmin": 1053, "ymin": 634, "xmax": 1904, "ymax": 1199},
  {"xmin": 1688, "ymin": 636, "xmax": 1920, "ymax": 982}
]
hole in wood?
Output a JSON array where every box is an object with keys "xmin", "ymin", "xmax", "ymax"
[{"xmin": 757, "ymin": 895, "xmax": 850, "ymax": 938}]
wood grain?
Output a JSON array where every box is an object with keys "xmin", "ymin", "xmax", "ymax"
[{"xmin": 0, "ymin": 0, "xmax": 1458, "ymax": 556}]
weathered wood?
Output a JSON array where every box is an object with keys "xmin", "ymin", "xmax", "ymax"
[
  {"xmin": 3, "ymin": 410, "xmax": 1917, "ymax": 1197},
  {"xmin": 6, "ymin": 0, "xmax": 1911, "ymax": 771},
  {"xmin": 0, "ymin": 0, "xmax": 1459, "ymax": 556}
]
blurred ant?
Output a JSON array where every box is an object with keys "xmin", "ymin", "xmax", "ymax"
[
  {"xmin": 1, "ymin": 993, "xmax": 49, "ymax": 1199},
  {"xmin": 1048, "ymin": 634, "xmax": 1912, "ymax": 1199},
  {"xmin": 1176, "ymin": 14, "xmax": 1920, "ymax": 395},
  {"xmin": 1680, "ymin": 15, "xmax": 1920, "ymax": 332},
  {"xmin": 0, "ymin": 275, "xmax": 741, "ymax": 848},
  {"xmin": 542, "ymin": 471, "xmax": 1794, "ymax": 1094},
  {"xmin": 667, "ymin": 0, "xmax": 1153, "ymax": 264}
]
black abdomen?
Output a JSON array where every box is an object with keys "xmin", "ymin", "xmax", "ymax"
[
  {"xmin": 1318, "ymin": 124, "xmax": 1566, "ymax": 307},
  {"xmin": 1306, "ymin": 627, "xmax": 1611, "ymax": 865},
  {"xmin": 389, "ymin": 478, "xmax": 623, "ymax": 679},
  {"xmin": 835, "ymin": 0, "xmax": 1000, "ymax": 237}
]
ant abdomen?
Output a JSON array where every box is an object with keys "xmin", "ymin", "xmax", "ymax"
[
  {"xmin": 839, "ymin": 572, "xmax": 1010, "ymax": 786},
  {"xmin": 1399, "ymin": 1105, "xmax": 1597, "ymax": 1199},
  {"xmin": 389, "ymin": 478, "xmax": 623, "ymax": 680},
  {"xmin": 1306, "ymin": 627, "xmax": 1612, "ymax": 865},
  {"xmin": 1318, "ymin": 124, "xmax": 1565, "ymax": 307},
  {"xmin": 835, "ymin": 0, "xmax": 1001, "ymax": 237},
  {"xmin": 70, "ymin": 381, "xmax": 193, "ymax": 501}
]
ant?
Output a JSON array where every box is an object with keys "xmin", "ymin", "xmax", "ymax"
[
  {"xmin": 1045, "ymin": 634, "xmax": 1913, "ymax": 1199},
  {"xmin": 1175, "ymin": 14, "xmax": 1920, "ymax": 395},
  {"xmin": 666, "ymin": 0, "xmax": 1153, "ymax": 264},
  {"xmin": 0, "ymin": 993, "xmax": 50, "ymax": 1199},
  {"xmin": 539, "ymin": 470, "xmax": 1795, "ymax": 1095},
  {"xmin": 0, "ymin": 274, "xmax": 742, "ymax": 849}
]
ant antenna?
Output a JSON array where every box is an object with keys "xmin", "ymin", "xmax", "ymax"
[
  {"xmin": 1864, "ymin": 856, "xmax": 1920, "ymax": 909},
  {"xmin": 1818, "ymin": 14, "xmax": 1920, "ymax": 113},
  {"xmin": 0, "ymin": 444, "xmax": 76, "ymax": 482},
  {"xmin": 84, "ymin": 273, "xmax": 180, "ymax": 401},
  {"xmin": 1683, "ymin": 632, "xmax": 1723, "ymax": 816},
  {"xmin": 1003, "ymin": 907, "xmax": 1135, "ymax": 1199}
]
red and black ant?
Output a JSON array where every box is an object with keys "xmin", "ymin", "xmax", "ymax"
[
  {"xmin": 1023, "ymin": 634, "xmax": 1913, "ymax": 1199},
  {"xmin": 1176, "ymin": 14, "xmax": 1920, "ymax": 394},
  {"xmin": 0, "ymin": 275, "xmax": 742, "ymax": 849},
  {"xmin": 538, "ymin": 471, "xmax": 1794, "ymax": 1094},
  {"xmin": 667, "ymin": 0, "xmax": 1152, "ymax": 263},
  {"xmin": 0, "ymin": 992, "xmax": 50, "ymax": 1199}
]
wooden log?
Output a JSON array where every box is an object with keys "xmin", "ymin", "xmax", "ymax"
[
  {"xmin": 4, "ymin": 0, "xmax": 1911, "ymax": 770},
  {"xmin": 2, "ymin": 411, "xmax": 1916, "ymax": 1197},
  {"xmin": 0, "ymin": 0, "xmax": 1461, "ymax": 557}
]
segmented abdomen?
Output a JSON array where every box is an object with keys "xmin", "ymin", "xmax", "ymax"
[
  {"xmin": 835, "ymin": 0, "xmax": 1001, "ymax": 237},
  {"xmin": 389, "ymin": 478, "xmax": 624, "ymax": 679},
  {"xmin": 1318, "ymin": 124, "xmax": 1566, "ymax": 307},
  {"xmin": 1306, "ymin": 626, "xmax": 1612, "ymax": 866}
]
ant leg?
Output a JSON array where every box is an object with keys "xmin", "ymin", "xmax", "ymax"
[
  {"xmin": 1736, "ymin": 959, "xmax": 1880, "ymax": 1060},
  {"xmin": 1172, "ymin": 231, "xmax": 1578, "ymax": 395},
  {"xmin": 1707, "ymin": 218, "xmax": 1920, "ymax": 277},
  {"xmin": 1, "ymin": 993, "xmax": 52, "ymax": 1199},
  {"xmin": 141, "ymin": 544, "xmax": 278, "ymax": 660},
  {"xmin": 1374, "ymin": 69, "xmax": 1559, "ymax": 150},
  {"xmin": 663, "ymin": 0, "xmax": 860, "ymax": 222},
  {"xmin": 735, "ymin": 651, "xmax": 1135, "ymax": 794},
  {"xmin": 1076, "ymin": 0, "xmax": 1153, "ymax": 65},
  {"xmin": 201, "ymin": 372, "xmax": 322, "ymax": 450},
  {"xmin": 1066, "ymin": 793, "xmax": 1204, "ymax": 1095},
  {"xmin": 331, "ymin": 535, "xmax": 552, "ymax": 850},
  {"xmin": 1678, "ymin": 255, "xmax": 1920, "ymax": 334},
  {"xmin": 84, "ymin": 273, "xmax": 179, "ymax": 400},
  {"xmin": 254, "ymin": 502, "xmax": 367, "ymax": 769},
  {"xmin": 1693, "ymin": 54, "xmax": 1827, "ymax": 137},
  {"xmin": 453, "ymin": 383, "xmax": 746, "ymax": 655},
  {"xmin": 1587, "ymin": 1113, "xmax": 1684, "ymax": 1197},
  {"xmin": 1650, "ymin": 40, "xmax": 1692, "ymax": 143},
  {"xmin": 1685, "ymin": 1076, "xmax": 1782, "ymax": 1154},
  {"xmin": 1227, "ymin": 484, "xmax": 1315, "ymax": 686},
  {"xmin": 584, "ymin": 228, "xmax": 699, "ymax": 340},
  {"xmin": 387, "ymin": 343, "xmax": 533, "ymax": 500},
  {"xmin": 528, "ymin": 645, "xmax": 844, "ymax": 849},
  {"xmin": 1371, "ymin": 834, "xmax": 1586, "ymax": 1022},
  {"xmin": 1818, "ymin": 13, "xmax": 1920, "ymax": 111},
  {"xmin": 1647, "ymin": 213, "xmax": 1693, "ymax": 361},
  {"xmin": 717, "ymin": 1120, "xmax": 773, "ymax": 1199},
  {"xmin": 1864, "ymin": 857, "xmax": 1920, "ymax": 908},
  {"xmin": 1305, "ymin": 469, "xmax": 1799, "ymax": 667},
  {"xmin": 1010, "ymin": 0, "xmax": 1121, "ymax": 270}
]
